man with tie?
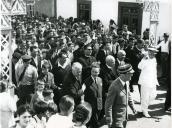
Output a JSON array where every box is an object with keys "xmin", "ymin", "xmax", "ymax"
[
  {"xmin": 84, "ymin": 62, "xmax": 103, "ymax": 128},
  {"xmin": 105, "ymin": 64, "xmax": 137, "ymax": 128}
]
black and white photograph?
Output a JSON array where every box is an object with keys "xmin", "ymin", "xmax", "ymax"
[{"xmin": 0, "ymin": 0, "xmax": 171, "ymax": 128}]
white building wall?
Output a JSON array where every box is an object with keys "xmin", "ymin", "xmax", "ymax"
[
  {"xmin": 157, "ymin": 2, "xmax": 171, "ymax": 37},
  {"xmin": 92, "ymin": 0, "xmax": 118, "ymax": 30},
  {"xmin": 141, "ymin": 11, "xmax": 150, "ymax": 37},
  {"xmin": 56, "ymin": 0, "xmax": 77, "ymax": 19}
]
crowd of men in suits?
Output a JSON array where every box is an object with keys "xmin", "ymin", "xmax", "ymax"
[{"xmin": 0, "ymin": 15, "xmax": 171, "ymax": 128}]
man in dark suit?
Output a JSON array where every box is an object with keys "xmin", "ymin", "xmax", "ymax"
[
  {"xmin": 51, "ymin": 50, "xmax": 71, "ymax": 104},
  {"xmin": 100, "ymin": 55, "xmax": 117, "ymax": 97},
  {"xmin": 84, "ymin": 62, "xmax": 102, "ymax": 128},
  {"xmin": 105, "ymin": 64, "xmax": 137, "ymax": 128},
  {"xmin": 78, "ymin": 43, "xmax": 96, "ymax": 81},
  {"xmin": 62, "ymin": 62, "xmax": 85, "ymax": 105},
  {"xmin": 96, "ymin": 39, "xmax": 113, "ymax": 66},
  {"xmin": 99, "ymin": 55, "xmax": 117, "ymax": 119},
  {"xmin": 130, "ymin": 39, "xmax": 144, "ymax": 92}
]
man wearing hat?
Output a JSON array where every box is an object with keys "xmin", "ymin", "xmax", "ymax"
[
  {"xmin": 138, "ymin": 47, "xmax": 159, "ymax": 117},
  {"xmin": 105, "ymin": 64, "xmax": 137, "ymax": 128},
  {"xmin": 156, "ymin": 33, "xmax": 171, "ymax": 79},
  {"xmin": 15, "ymin": 54, "xmax": 38, "ymax": 107}
]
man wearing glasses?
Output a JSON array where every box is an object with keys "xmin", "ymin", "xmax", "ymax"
[{"xmin": 78, "ymin": 43, "xmax": 96, "ymax": 81}]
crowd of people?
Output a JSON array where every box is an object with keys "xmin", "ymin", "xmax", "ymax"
[{"xmin": 0, "ymin": 15, "xmax": 171, "ymax": 128}]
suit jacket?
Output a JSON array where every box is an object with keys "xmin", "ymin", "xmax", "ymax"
[
  {"xmin": 84, "ymin": 76, "xmax": 102, "ymax": 110},
  {"xmin": 52, "ymin": 65, "xmax": 68, "ymax": 88},
  {"xmin": 62, "ymin": 71, "xmax": 84, "ymax": 105},
  {"xmin": 99, "ymin": 65, "xmax": 117, "ymax": 94},
  {"xmin": 105, "ymin": 78, "xmax": 135, "ymax": 128},
  {"xmin": 96, "ymin": 49, "xmax": 106, "ymax": 66},
  {"xmin": 78, "ymin": 55, "xmax": 97, "ymax": 81},
  {"xmin": 130, "ymin": 46, "xmax": 143, "ymax": 84},
  {"xmin": 130, "ymin": 46, "xmax": 143, "ymax": 72}
]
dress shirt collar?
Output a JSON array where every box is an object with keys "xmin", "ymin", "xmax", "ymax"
[
  {"xmin": 58, "ymin": 61, "xmax": 67, "ymax": 69},
  {"xmin": 106, "ymin": 64, "xmax": 112, "ymax": 70},
  {"xmin": 119, "ymin": 77, "xmax": 129, "ymax": 87}
]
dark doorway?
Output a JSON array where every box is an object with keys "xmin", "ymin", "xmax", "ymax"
[
  {"xmin": 118, "ymin": 2, "xmax": 143, "ymax": 35},
  {"xmin": 77, "ymin": 0, "xmax": 91, "ymax": 21}
]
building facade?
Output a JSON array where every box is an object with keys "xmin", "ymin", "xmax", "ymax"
[{"xmin": 30, "ymin": 0, "xmax": 171, "ymax": 42}]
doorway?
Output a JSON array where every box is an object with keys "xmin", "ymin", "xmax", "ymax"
[
  {"xmin": 118, "ymin": 2, "xmax": 143, "ymax": 35},
  {"xmin": 77, "ymin": 0, "xmax": 91, "ymax": 21}
]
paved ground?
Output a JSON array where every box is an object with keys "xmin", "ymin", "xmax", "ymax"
[{"xmin": 100, "ymin": 85, "xmax": 171, "ymax": 128}]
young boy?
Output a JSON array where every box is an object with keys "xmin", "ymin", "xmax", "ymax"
[
  {"xmin": 42, "ymin": 89, "xmax": 54, "ymax": 104},
  {"xmin": 30, "ymin": 80, "xmax": 45, "ymax": 111},
  {"xmin": 46, "ymin": 95, "xmax": 75, "ymax": 128}
]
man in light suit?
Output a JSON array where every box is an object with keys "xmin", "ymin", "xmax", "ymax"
[{"xmin": 105, "ymin": 64, "xmax": 137, "ymax": 128}]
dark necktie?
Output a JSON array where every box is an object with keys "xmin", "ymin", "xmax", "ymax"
[
  {"xmin": 124, "ymin": 83, "xmax": 127, "ymax": 92},
  {"xmin": 94, "ymin": 78, "xmax": 97, "ymax": 84}
]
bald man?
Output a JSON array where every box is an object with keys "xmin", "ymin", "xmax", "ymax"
[{"xmin": 62, "ymin": 62, "xmax": 85, "ymax": 105}]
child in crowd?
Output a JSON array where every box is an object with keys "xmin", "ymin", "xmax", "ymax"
[
  {"xmin": 13, "ymin": 104, "xmax": 35, "ymax": 128},
  {"xmin": 47, "ymin": 102, "xmax": 58, "ymax": 118},
  {"xmin": 30, "ymin": 80, "xmax": 45, "ymax": 111},
  {"xmin": 46, "ymin": 95, "xmax": 75, "ymax": 128},
  {"xmin": 0, "ymin": 81, "xmax": 17, "ymax": 128},
  {"xmin": 72, "ymin": 102, "xmax": 92, "ymax": 128},
  {"xmin": 42, "ymin": 89, "xmax": 54, "ymax": 104},
  {"xmin": 31, "ymin": 101, "xmax": 48, "ymax": 128}
]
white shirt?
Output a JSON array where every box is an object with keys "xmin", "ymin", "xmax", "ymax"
[
  {"xmin": 118, "ymin": 78, "xmax": 129, "ymax": 87},
  {"xmin": 46, "ymin": 113, "xmax": 73, "ymax": 128},
  {"xmin": 156, "ymin": 40, "xmax": 170, "ymax": 54},
  {"xmin": 138, "ymin": 57, "xmax": 159, "ymax": 87},
  {"xmin": 71, "ymin": 125, "xmax": 87, "ymax": 128}
]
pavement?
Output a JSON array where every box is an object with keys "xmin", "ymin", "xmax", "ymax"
[{"xmin": 100, "ymin": 85, "xmax": 171, "ymax": 128}]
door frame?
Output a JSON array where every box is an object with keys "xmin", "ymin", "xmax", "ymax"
[
  {"xmin": 77, "ymin": 0, "xmax": 92, "ymax": 21},
  {"xmin": 118, "ymin": 2, "xmax": 143, "ymax": 35}
]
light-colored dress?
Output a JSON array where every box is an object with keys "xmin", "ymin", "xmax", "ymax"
[{"xmin": 0, "ymin": 92, "xmax": 17, "ymax": 128}]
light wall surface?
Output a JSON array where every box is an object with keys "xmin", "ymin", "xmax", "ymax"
[
  {"xmin": 92, "ymin": 0, "xmax": 118, "ymax": 30},
  {"xmin": 56, "ymin": 0, "xmax": 77, "ymax": 19},
  {"xmin": 157, "ymin": 2, "xmax": 171, "ymax": 37}
]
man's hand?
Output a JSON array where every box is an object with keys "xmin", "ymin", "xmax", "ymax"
[
  {"xmin": 82, "ymin": 84, "xmax": 86, "ymax": 92},
  {"xmin": 106, "ymin": 117, "xmax": 112, "ymax": 127}
]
